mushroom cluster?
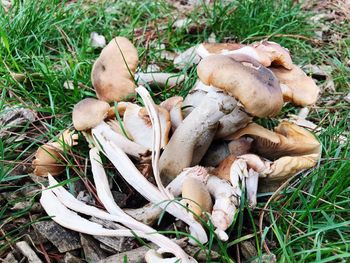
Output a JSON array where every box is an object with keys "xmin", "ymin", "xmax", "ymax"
[{"xmin": 33, "ymin": 37, "xmax": 321, "ymax": 262}]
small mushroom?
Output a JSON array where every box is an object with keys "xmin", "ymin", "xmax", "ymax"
[
  {"xmin": 270, "ymin": 65, "xmax": 320, "ymax": 106},
  {"xmin": 91, "ymin": 37, "xmax": 138, "ymax": 102},
  {"xmin": 182, "ymin": 177, "xmax": 213, "ymax": 220},
  {"xmin": 197, "ymin": 55, "xmax": 283, "ymax": 117},
  {"xmin": 32, "ymin": 130, "xmax": 78, "ymax": 177},
  {"xmin": 73, "ymin": 98, "xmax": 110, "ymax": 131},
  {"xmin": 72, "ymin": 98, "xmax": 149, "ymax": 159}
]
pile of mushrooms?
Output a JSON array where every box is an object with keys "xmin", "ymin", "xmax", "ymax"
[{"xmin": 33, "ymin": 37, "xmax": 321, "ymax": 262}]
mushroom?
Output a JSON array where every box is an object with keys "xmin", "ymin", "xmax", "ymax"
[
  {"xmin": 32, "ymin": 130, "xmax": 78, "ymax": 177},
  {"xmin": 72, "ymin": 98, "xmax": 149, "ymax": 159},
  {"xmin": 182, "ymin": 177, "xmax": 213, "ymax": 220},
  {"xmin": 166, "ymin": 166, "xmax": 240, "ymax": 240},
  {"xmin": 227, "ymin": 122, "xmax": 321, "ymax": 195},
  {"xmin": 91, "ymin": 37, "xmax": 138, "ymax": 102},
  {"xmin": 230, "ymin": 121, "xmax": 321, "ymax": 160},
  {"xmin": 270, "ymin": 65, "xmax": 320, "ymax": 106}
]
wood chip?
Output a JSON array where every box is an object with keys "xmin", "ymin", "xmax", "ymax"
[
  {"xmin": 33, "ymin": 221, "xmax": 81, "ymax": 253},
  {"xmin": 16, "ymin": 241, "xmax": 42, "ymax": 263}
]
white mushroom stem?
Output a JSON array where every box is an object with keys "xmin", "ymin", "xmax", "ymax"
[
  {"xmin": 245, "ymin": 169, "xmax": 260, "ymax": 208},
  {"xmin": 136, "ymin": 72, "xmax": 186, "ymax": 87},
  {"xmin": 135, "ymin": 86, "xmax": 172, "ymax": 199},
  {"xmin": 45, "ymin": 176, "xmax": 193, "ymax": 262},
  {"xmin": 206, "ymin": 176, "xmax": 239, "ymax": 241},
  {"xmin": 91, "ymin": 126, "xmax": 208, "ymax": 244},
  {"xmin": 95, "ymin": 121, "xmax": 149, "ymax": 159},
  {"xmin": 159, "ymin": 91, "xmax": 237, "ymax": 183}
]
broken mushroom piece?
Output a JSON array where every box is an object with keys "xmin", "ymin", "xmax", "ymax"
[
  {"xmin": 160, "ymin": 96, "xmax": 184, "ymax": 131},
  {"xmin": 197, "ymin": 55, "xmax": 283, "ymax": 117},
  {"xmin": 182, "ymin": 177, "xmax": 213, "ymax": 221},
  {"xmin": 270, "ymin": 65, "xmax": 320, "ymax": 106},
  {"xmin": 32, "ymin": 130, "xmax": 78, "ymax": 177},
  {"xmin": 123, "ymin": 103, "xmax": 171, "ymax": 149},
  {"xmin": 91, "ymin": 37, "xmax": 138, "ymax": 102},
  {"xmin": 72, "ymin": 98, "xmax": 149, "ymax": 159},
  {"xmin": 136, "ymin": 72, "xmax": 186, "ymax": 87}
]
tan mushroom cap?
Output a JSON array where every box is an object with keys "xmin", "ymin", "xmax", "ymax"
[
  {"xmin": 231, "ymin": 121, "xmax": 321, "ymax": 160},
  {"xmin": 197, "ymin": 55, "xmax": 283, "ymax": 117},
  {"xmin": 182, "ymin": 177, "xmax": 213, "ymax": 220},
  {"xmin": 73, "ymin": 98, "xmax": 110, "ymax": 131},
  {"xmin": 252, "ymin": 41, "xmax": 293, "ymax": 70},
  {"xmin": 32, "ymin": 130, "xmax": 78, "ymax": 177},
  {"xmin": 33, "ymin": 144, "xmax": 65, "ymax": 176},
  {"xmin": 271, "ymin": 65, "xmax": 320, "ymax": 106},
  {"xmin": 91, "ymin": 37, "xmax": 138, "ymax": 102},
  {"xmin": 123, "ymin": 103, "xmax": 171, "ymax": 149},
  {"xmin": 268, "ymin": 154, "xmax": 319, "ymax": 180}
]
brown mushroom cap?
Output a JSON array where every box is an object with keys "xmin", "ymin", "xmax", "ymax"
[
  {"xmin": 32, "ymin": 130, "xmax": 78, "ymax": 177},
  {"xmin": 271, "ymin": 65, "xmax": 320, "ymax": 106},
  {"xmin": 33, "ymin": 144, "xmax": 65, "ymax": 177},
  {"xmin": 91, "ymin": 37, "xmax": 138, "ymax": 102},
  {"xmin": 182, "ymin": 177, "xmax": 213, "ymax": 220},
  {"xmin": 197, "ymin": 55, "xmax": 283, "ymax": 117},
  {"xmin": 72, "ymin": 98, "xmax": 110, "ymax": 131},
  {"xmin": 231, "ymin": 121, "xmax": 321, "ymax": 160}
]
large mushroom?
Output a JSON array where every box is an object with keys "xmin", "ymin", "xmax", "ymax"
[
  {"xmin": 91, "ymin": 37, "xmax": 139, "ymax": 102},
  {"xmin": 159, "ymin": 54, "xmax": 284, "ymax": 184}
]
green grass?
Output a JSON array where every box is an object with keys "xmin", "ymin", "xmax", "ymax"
[{"xmin": 1, "ymin": 0, "xmax": 349, "ymax": 262}]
